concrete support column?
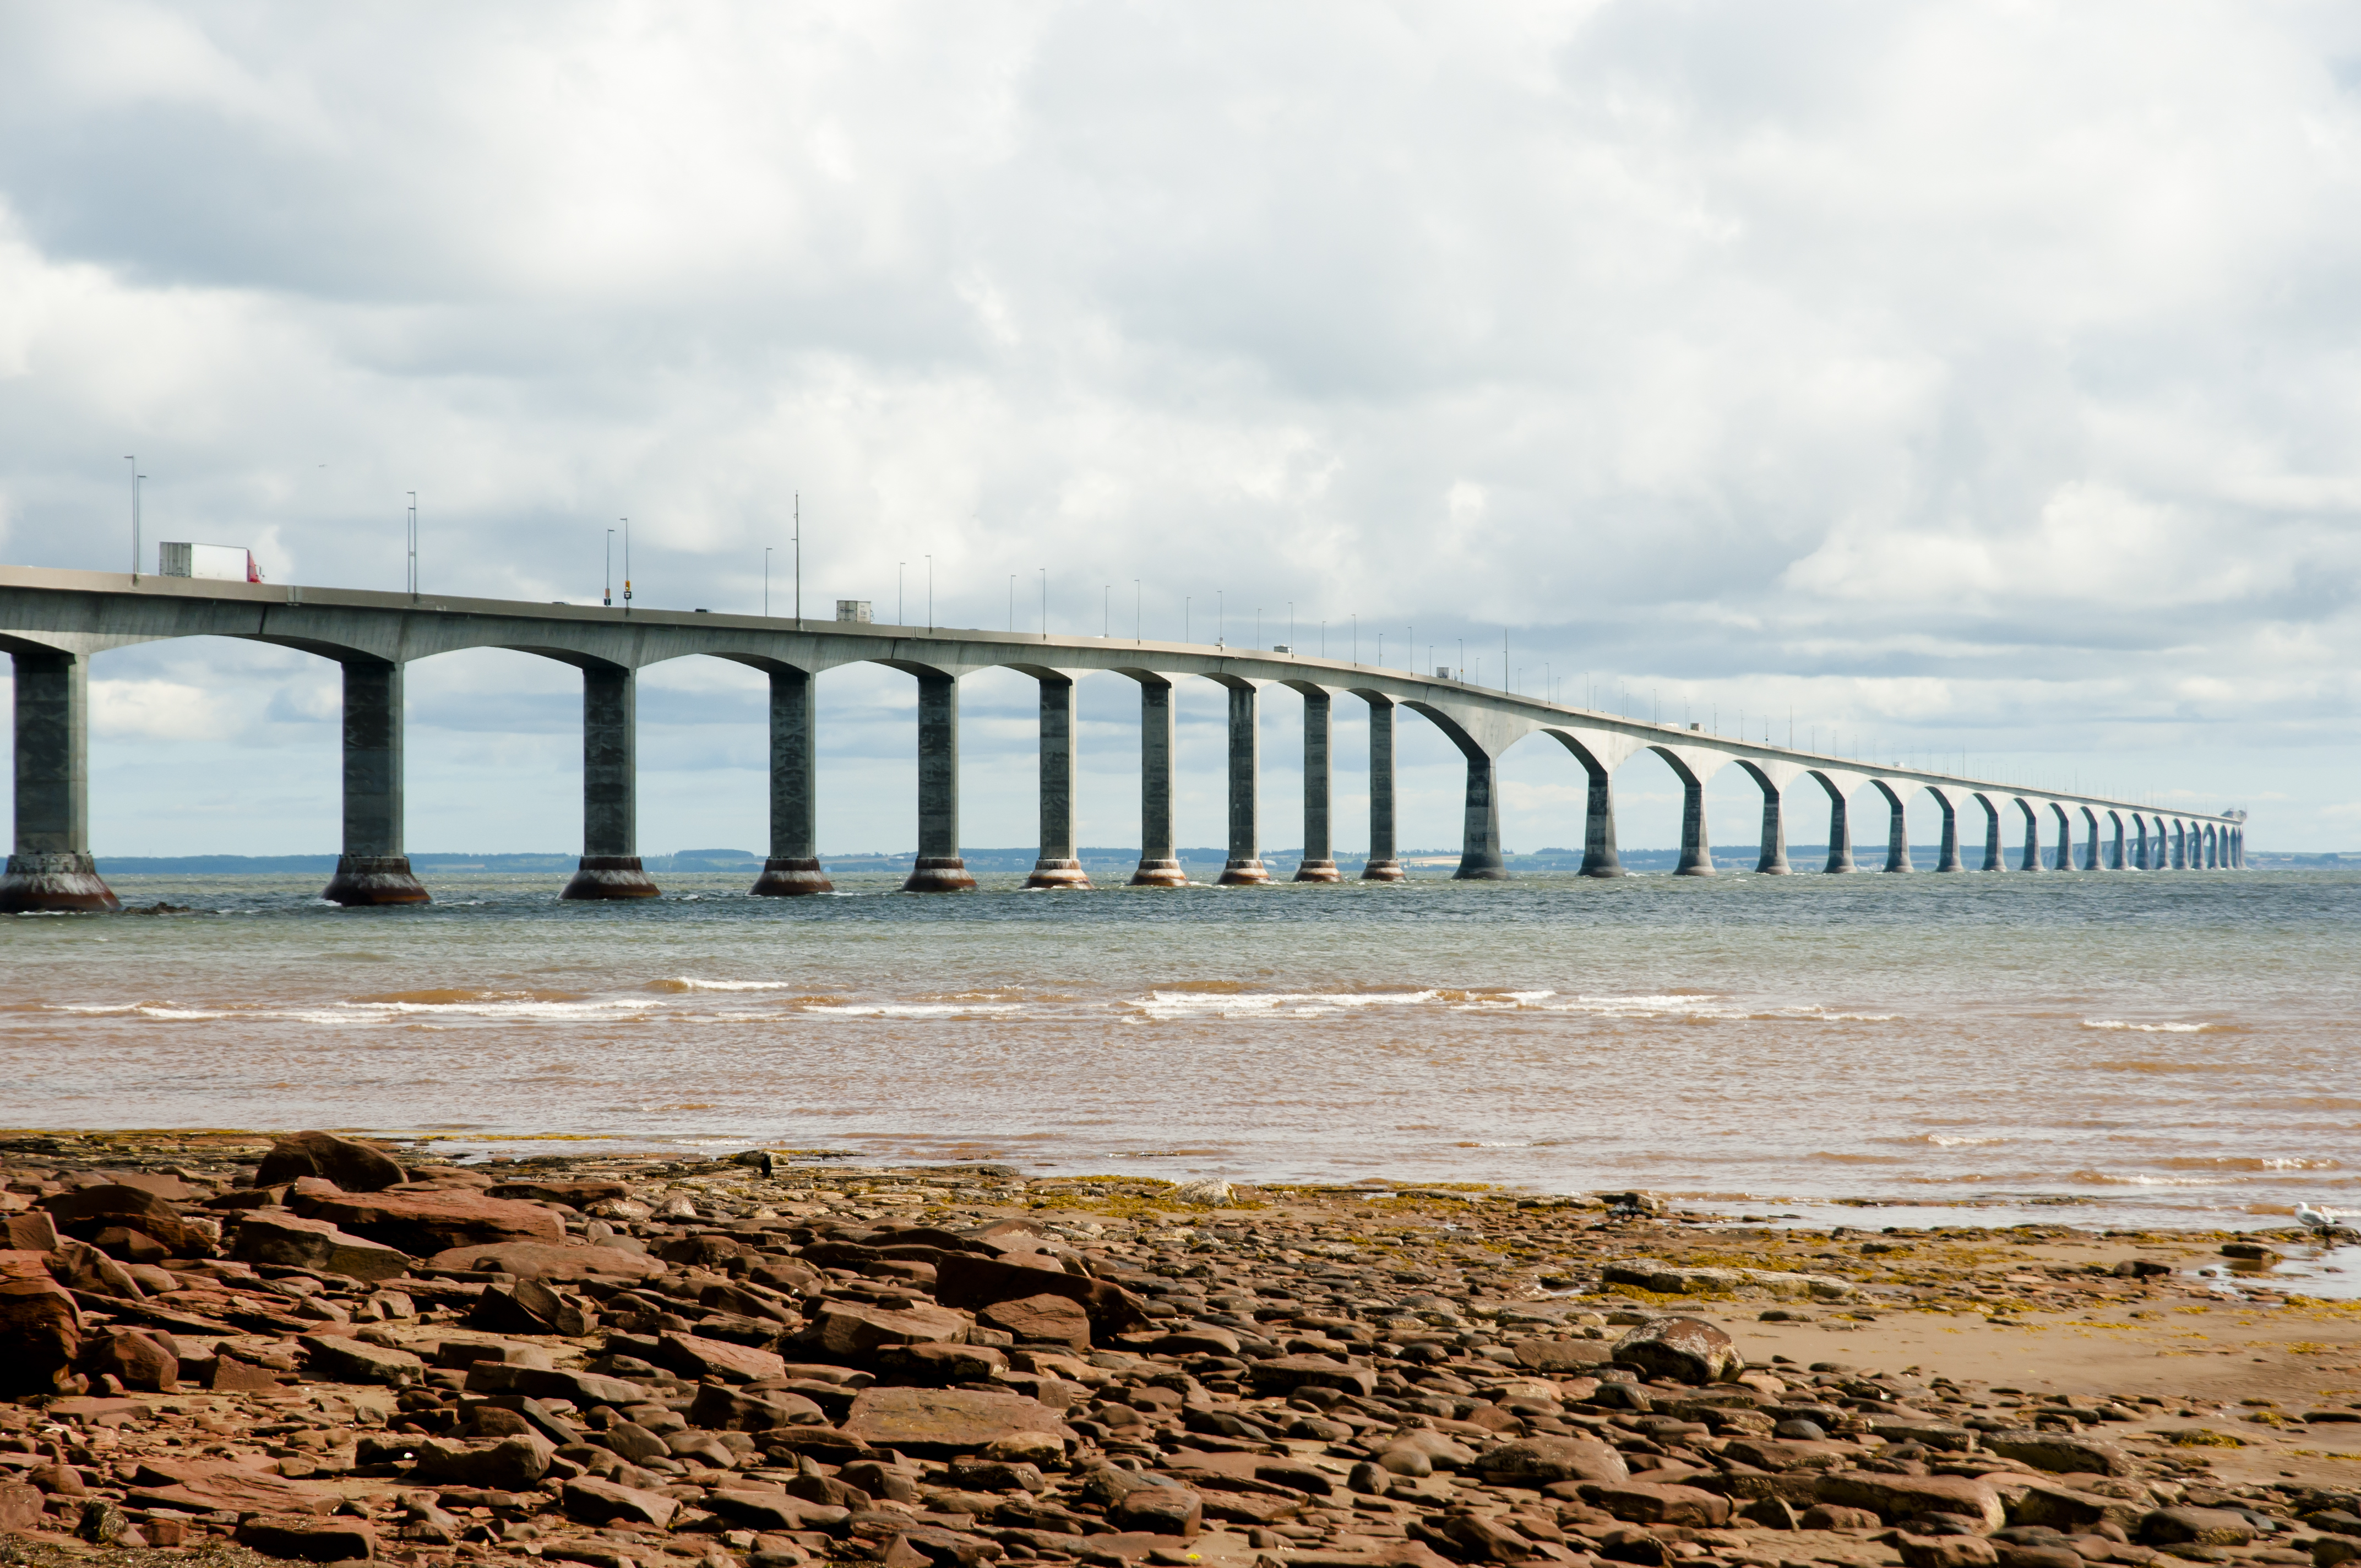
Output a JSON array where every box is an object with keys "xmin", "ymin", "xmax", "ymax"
[
  {"xmin": 1453, "ymin": 748, "xmax": 1509, "ymax": 880},
  {"xmin": 2082, "ymin": 807, "xmax": 2102, "ymax": 870},
  {"xmin": 2172, "ymin": 821, "xmax": 2186, "ymax": 869},
  {"xmin": 2108, "ymin": 813, "xmax": 2125, "ymax": 872},
  {"xmin": 2234, "ymin": 826, "xmax": 2245, "ymax": 868},
  {"xmin": 1130, "ymin": 680, "xmax": 1183, "ymax": 885},
  {"xmin": 1217, "ymin": 684, "xmax": 1267, "ymax": 885},
  {"xmin": 322, "ymin": 660, "xmax": 428, "ymax": 906},
  {"xmin": 1362, "ymin": 696, "xmax": 1403, "ymax": 881},
  {"xmin": 1821, "ymin": 781, "xmax": 1856, "ymax": 873},
  {"xmin": 1026, "ymin": 676, "xmax": 1089, "ymax": 889},
  {"xmin": 2018, "ymin": 801, "xmax": 2043, "ymax": 872},
  {"xmin": 1876, "ymin": 782, "xmax": 1913, "ymax": 872},
  {"xmin": 0, "ymin": 648, "xmax": 118, "ymax": 912},
  {"xmin": 904, "ymin": 673, "xmax": 976, "ymax": 891},
  {"xmin": 2050, "ymin": 804, "xmax": 2074, "ymax": 871},
  {"xmin": 562, "ymin": 665, "xmax": 660, "ymax": 900},
  {"xmin": 752, "ymin": 667, "xmax": 831, "ymax": 895},
  {"xmin": 1978, "ymin": 797, "xmax": 2004, "ymax": 872},
  {"xmin": 1933, "ymin": 793, "xmax": 1964, "ymax": 872},
  {"xmin": 1295, "ymin": 689, "xmax": 1339, "ymax": 881},
  {"xmin": 1576, "ymin": 754, "xmax": 1623, "ymax": 878},
  {"xmin": 2206, "ymin": 824, "xmax": 2220, "ymax": 868},
  {"xmin": 1748, "ymin": 769, "xmax": 1789, "ymax": 874},
  {"xmin": 1663, "ymin": 756, "xmax": 1714, "ymax": 876}
]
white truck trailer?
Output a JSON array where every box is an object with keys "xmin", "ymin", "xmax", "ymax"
[{"xmin": 158, "ymin": 542, "xmax": 263, "ymax": 582}]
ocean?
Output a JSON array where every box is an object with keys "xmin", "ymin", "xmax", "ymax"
[{"xmin": 9, "ymin": 867, "xmax": 2355, "ymax": 1232}]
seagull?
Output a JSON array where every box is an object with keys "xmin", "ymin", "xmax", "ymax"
[{"xmin": 2297, "ymin": 1203, "xmax": 2347, "ymax": 1236}]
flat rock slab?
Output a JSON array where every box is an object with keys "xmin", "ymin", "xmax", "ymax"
[
  {"xmin": 1603, "ymin": 1259, "xmax": 1859, "ymax": 1300},
  {"xmin": 427, "ymin": 1241, "xmax": 662, "ymax": 1281},
  {"xmin": 1816, "ymin": 1472, "xmax": 2006, "ymax": 1533},
  {"xmin": 301, "ymin": 1332, "xmax": 427, "ymax": 1385},
  {"xmin": 563, "ymin": 1477, "xmax": 679, "ymax": 1529},
  {"xmin": 296, "ymin": 1188, "xmax": 564, "ymax": 1254},
  {"xmin": 232, "ymin": 1211, "xmax": 415, "ymax": 1281},
  {"xmin": 842, "ymin": 1386, "xmax": 1070, "ymax": 1455},
  {"xmin": 129, "ymin": 1458, "xmax": 330, "ymax": 1516}
]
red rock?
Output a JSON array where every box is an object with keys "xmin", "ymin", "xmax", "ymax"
[
  {"xmin": 1898, "ymin": 1538, "xmax": 2001, "ymax": 1568},
  {"xmin": 977, "ymin": 1291, "xmax": 1091, "ymax": 1350},
  {"xmin": 654, "ymin": 1329, "xmax": 786, "ymax": 1384},
  {"xmin": 688, "ymin": 1384, "xmax": 827, "ymax": 1430},
  {"xmin": 37, "ymin": 1185, "xmax": 195, "ymax": 1254},
  {"xmin": 1815, "ymin": 1473, "xmax": 2005, "ymax": 1533},
  {"xmin": 295, "ymin": 1187, "xmax": 564, "ymax": 1254},
  {"xmin": 1511, "ymin": 1336, "xmax": 1615, "ymax": 1372},
  {"xmin": 407, "ymin": 1433, "xmax": 556, "ymax": 1489},
  {"xmin": 1109, "ymin": 1483, "xmax": 1202, "ymax": 1538},
  {"xmin": 3, "ymin": 1212, "xmax": 58, "ymax": 1251},
  {"xmin": 81, "ymin": 1326, "xmax": 177, "ymax": 1393},
  {"xmin": 0, "ymin": 1262, "xmax": 81, "ymax": 1395},
  {"xmin": 236, "ymin": 1513, "xmax": 379, "ymax": 1562},
  {"xmin": 843, "ymin": 1386, "xmax": 1070, "ymax": 1456},
  {"xmin": 1612, "ymin": 1316, "xmax": 1744, "ymax": 1383},
  {"xmin": 233, "ymin": 1210, "xmax": 415, "ymax": 1281},
  {"xmin": 562, "ymin": 1476, "xmax": 679, "ymax": 1529},
  {"xmin": 1477, "ymin": 1436, "xmax": 1630, "ymax": 1487},
  {"xmin": 1248, "ymin": 1354, "xmax": 1377, "ymax": 1398},
  {"xmin": 127, "ymin": 1457, "xmax": 330, "ymax": 1516},
  {"xmin": 0, "ymin": 1482, "xmax": 43, "ymax": 1533},
  {"xmin": 255, "ymin": 1131, "xmax": 409, "ymax": 1192},
  {"xmin": 300, "ymin": 1332, "xmax": 427, "ymax": 1385},
  {"xmin": 427, "ymin": 1240, "xmax": 661, "ymax": 1281},
  {"xmin": 484, "ymin": 1178, "xmax": 630, "ymax": 1207},
  {"xmin": 803, "ymin": 1298, "xmax": 972, "ymax": 1358},
  {"xmin": 933, "ymin": 1252, "xmax": 1147, "ymax": 1340},
  {"xmin": 1589, "ymin": 1481, "xmax": 1732, "ymax": 1527}
]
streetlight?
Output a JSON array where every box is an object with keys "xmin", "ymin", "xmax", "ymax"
[
  {"xmin": 604, "ymin": 529, "xmax": 614, "ymax": 606},
  {"xmin": 407, "ymin": 492, "xmax": 420, "ymax": 597},
  {"xmin": 124, "ymin": 456, "xmax": 140, "ymax": 580},
  {"xmin": 793, "ymin": 493, "xmax": 802, "ymax": 629},
  {"xmin": 621, "ymin": 518, "xmax": 632, "ymax": 613},
  {"xmin": 1133, "ymin": 580, "xmax": 1140, "ymax": 644},
  {"xmin": 1039, "ymin": 567, "xmax": 1046, "ymax": 640}
]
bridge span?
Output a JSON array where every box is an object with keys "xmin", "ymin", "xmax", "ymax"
[{"xmin": 0, "ymin": 565, "xmax": 2244, "ymax": 910}]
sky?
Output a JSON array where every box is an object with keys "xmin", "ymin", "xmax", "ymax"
[{"xmin": 2, "ymin": 1, "xmax": 2358, "ymax": 861}]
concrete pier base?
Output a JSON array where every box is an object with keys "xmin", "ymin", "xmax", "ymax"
[
  {"xmin": 1217, "ymin": 683, "xmax": 1266, "ymax": 885},
  {"xmin": 1743, "ymin": 765, "xmax": 1790, "ymax": 874},
  {"xmin": 1362, "ymin": 695, "xmax": 1404, "ymax": 880},
  {"xmin": 1027, "ymin": 676, "xmax": 1090, "ymax": 889},
  {"xmin": 1454, "ymin": 752, "xmax": 1510, "ymax": 880},
  {"xmin": 563, "ymin": 665, "xmax": 660, "ymax": 900},
  {"xmin": 1296, "ymin": 688, "xmax": 1339, "ymax": 881},
  {"xmin": 1130, "ymin": 858, "xmax": 1188, "ymax": 886},
  {"xmin": 1821, "ymin": 785, "xmax": 1856, "ymax": 872},
  {"xmin": 324, "ymin": 855, "xmax": 429, "ymax": 906},
  {"xmin": 0, "ymin": 851, "xmax": 118, "ymax": 913},
  {"xmin": 1878, "ymin": 782, "xmax": 1914, "ymax": 872},
  {"xmin": 1579, "ymin": 761, "xmax": 1623, "ymax": 877},
  {"xmin": 751, "ymin": 857, "xmax": 833, "ymax": 895},
  {"xmin": 1933, "ymin": 793, "xmax": 1964, "ymax": 872},
  {"xmin": 752, "ymin": 667, "xmax": 832, "ymax": 896},
  {"xmin": 1026, "ymin": 858, "xmax": 1091, "ymax": 889},
  {"xmin": 902, "ymin": 672, "xmax": 973, "ymax": 892},
  {"xmin": 2, "ymin": 649, "xmax": 118, "ymax": 913},
  {"xmin": 1294, "ymin": 860, "xmax": 1342, "ymax": 881},
  {"xmin": 2018, "ymin": 801, "xmax": 2043, "ymax": 871},
  {"xmin": 562, "ymin": 855, "xmax": 661, "ymax": 899}
]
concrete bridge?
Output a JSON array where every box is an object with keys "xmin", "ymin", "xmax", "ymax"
[{"xmin": 0, "ymin": 565, "xmax": 2246, "ymax": 910}]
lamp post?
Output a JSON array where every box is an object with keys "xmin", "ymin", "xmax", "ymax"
[
  {"xmin": 605, "ymin": 529, "xmax": 614, "ymax": 606},
  {"xmin": 621, "ymin": 518, "xmax": 632, "ymax": 614},
  {"xmin": 793, "ymin": 493, "xmax": 802, "ymax": 629},
  {"xmin": 124, "ymin": 456, "xmax": 140, "ymax": 580},
  {"xmin": 764, "ymin": 547, "xmax": 771, "ymax": 617},
  {"xmin": 926, "ymin": 555, "xmax": 933, "ymax": 632},
  {"xmin": 407, "ymin": 492, "xmax": 419, "ymax": 597}
]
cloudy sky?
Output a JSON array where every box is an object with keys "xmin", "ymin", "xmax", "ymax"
[{"xmin": 3, "ymin": 1, "xmax": 2358, "ymax": 861}]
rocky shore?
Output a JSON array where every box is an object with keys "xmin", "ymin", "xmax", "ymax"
[{"xmin": 4, "ymin": 1133, "xmax": 2360, "ymax": 1568}]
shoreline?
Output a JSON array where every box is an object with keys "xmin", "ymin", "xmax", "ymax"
[{"xmin": 6, "ymin": 1131, "xmax": 2361, "ymax": 1568}]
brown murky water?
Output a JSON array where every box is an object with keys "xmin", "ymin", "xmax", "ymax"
[{"xmin": 8, "ymin": 868, "xmax": 2355, "ymax": 1229}]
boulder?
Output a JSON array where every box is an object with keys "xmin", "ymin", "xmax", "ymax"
[
  {"xmin": 233, "ymin": 1210, "xmax": 415, "ymax": 1281},
  {"xmin": 1109, "ymin": 1483, "xmax": 1203, "ymax": 1538},
  {"xmin": 933, "ymin": 1252, "xmax": 1149, "ymax": 1340},
  {"xmin": 1897, "ymin": 1536, "xmax": 2001, "ymax": 1568},
  {"xmin": 255, "ymin": 1131, "xmax": 409, "ymax": 1192},
  {"xmin": 294, "ymin": 1188, "xmax": 564, "ymax": 1254},
  {"xmin": 37, "ymin": 1185, "xmax": 195, "ymax": 1254},
  {"xmin": 2004, "ymin": 1483, "xmax": 2145, "ymax": 1531},
  {"xmin": 1478, "ymin": 1436, "xmax": 1630, "ymax": 1487},
  {"xmin": 406, "ymin": 1434, "xmax": 556, "ymax": 1490},
  {"xmin": 0, "ymin": 1264, "xmax": 82, "ymax": 1395},
  {"xmin": 2138, "ymin": 1508, "xmax": 2257, "ymax": 1547},
  {"xmin": 874, "ymin": 1342, "xmax": 1010, "ymax": 1385},
  {"xmin": 3, "ymin": 1212, "xmax": 58, "ymax": 1252},
  {"xmin": 483, "ymin": 1179, "xmax": 631, "ymax": 1207},
  {"xmin": 1588, "ymin": 1482, "xmax": 1733, "ymax": 1527},
  {"xmin": 802, "ymin": 1299, "xmax": 971, "ymax": 1359},
  {"xmin": 1980, "ymin": 1429, "xmax": 2136, "ymax": 1478},
  {"xmin": 562, "ymin": 1477, "xmax": 679, "ymax": 1529},
  {"xmin": 235, "ymin": 1514, "xmax": 379, "ymax": 1562},
  {"xmin": 301, "ymin": 1332, "xmax": 427, "ymax": 1385},
  {"xmin": 427, "ymin": 1241, "xmax": 662, "ymax": 1282},
  {"xmin": 0, "ymin": 1482, "xmax": 42, "ymax": 1534},
  {"xmin": 1601, "ymin": 1260, "xmax": 1857, "ymax": 1300},
  {"xmin": 81, "ymin": 1327, "xmax": 177, "ymax": 1393},
  {"xmin": 1250, "ymin": 1354, "xmax": 1378, "ymax": 1398},
  {"xmin": 1815, "ymin": 1473, "xmax": 2006, "ymax": 1534},
  {"xmin": 688, "ymin": 1384, "xmax": 828, "ymax": 1431},
  {"xmin": 1612, "ymin": 1316, "xmax": 1744, "ymax": 1383},
  {"xmin": 977, "ymin": 1292, "xmax": 1092, "ymax": 1350},
  {"xmin": 843, "ymin": 1386, "xmax": 1070, "ymax": 1456},
  {"xmin": 1511, "ymin": 1336, "xmax": 1615, "ymax": 1373},
  {"xmin": 653, "ymin": 1330, "xmax": 786, "ymax": 1384}
]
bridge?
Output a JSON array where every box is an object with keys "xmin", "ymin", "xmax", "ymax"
[{"xmin": 0, "ymin": 565, "xmax": 2245, "ymax": 911}]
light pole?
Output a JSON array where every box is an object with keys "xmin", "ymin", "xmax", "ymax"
[
  {"xmin": 124, "ymin": 456, "xmax": 140, "ymax": 579},
  {"xmin": 1039, "ymin": 567, "xmax": 1046, "ymax": 641},
  {"xmin": 1217, "ymin": 590, "xmax": 1224, "ymax": 649},
  {"xmin": 621, "ymin": 518, "xmax": 632, "ymax": 613},
  {"xmin": 605, "ymin": 529, "xmax": 614, "ymax": 606},
  {"xmin": 764, "ymin": 547, "xmax": 771, "ymax": 617},
  {"xmin": 407, "ymin": 492, "xmax": 419, "ymax": 597},
  {"xmin": 926, "ymin": 555, "xmax": 933, "ymax": 631},
  {"xmin": 793, "ymin": 493, "xmax": 802, "ymax": 629}
]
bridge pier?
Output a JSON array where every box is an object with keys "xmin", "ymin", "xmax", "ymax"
[
  {"xmin": 2106, "ymin": 810, "xmax": 2124, "ymax": 871},
  {"xmin": 904, "ymin": 673, "xmax": 975, "ymax": 891},
  {"xmin": 561, "ymin": 665, "xmax": 660, "ymax": 899},
  {"xmin": 1025, "ymin": 676, "xmax": 1089, "ymax": 889},
  {"xmin": 2234, "ymin": 825, "xmax": 2245, "ymax": 868},
  {"xmin": 322, "ymin": 660, "xmax": 429, "ymax": 906},
  {"xmin": 1217, "ymin": 683, "xmax": 1267, "ymax": 885},
  {"xmin": 1976, "ymin": 796, "xmax": 2003, "ymax": 870},
  {"xmin": 752, "ymin": 667, "xmax": 831, "ymax": 895},
  {"xmin": 1362, "ymin": 695, "xmax": 1403, "ymax": 881},
  {"xmin": 1129, "ymin": 679, "xmax": 1183, "ymax": 885},
  {"xmin": 0, "ymin": 647, "xmax": 117, "ymax": 913},
  {"xmin": 1932, "ymin": 791, "xmax": 1963, "ymax": 871},
  {"xmin": 2017, "ymin": 801, "xmax": 2043, "ymax": 871},
  {"xmin": 1453, "ymin": 748, "xmax": 1509, "ymax": 880},
  {"xmin": 2049, "ymin": 804, "xmax": 2074, "ymax": 870},
  {"xmin": 1653, "ymin": 753, "xmax": 1714, "ymax": 876},
  {"xmin": 1745, "ymin": 767, "xmax": 1790, "ymax": 874},
  {"xmin": 1820, "ymin": 780, "xmax": 1856, "ymax": 872},
  {"xmin": 1295, "ymin": 689, "xmax": 1340, "ymax": 881},
  {"xmin": 1876, "ymin": 781, "xmax": 1913, "ymax": 872},
  {"xmin": 2081, "ymin": 807, "xmax": 2102, "ymax": 870}
]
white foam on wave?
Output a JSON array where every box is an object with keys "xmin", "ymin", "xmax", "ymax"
[
  {"xmin": 336, "ymin": 998, "xmax": 654, "ymax": 1021},
  {"xmin": 1131, "ymin": 989, "xmax": 1439, "ymax": 1020},
  {"xmin": 805, "ymin": 1003, "xmax": 1024, "ymax": 1017},
  {"xmin": 1532, "ymin": 995, "xmax": 1900, "ymax": 1023},
  {"xmin": 2082, "ymin": 1020, "xmax": 2208, "ymax": 1033},
  {"xmin": 660, "ymin": 978, "xmax": 795, "ymax": 992}
]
